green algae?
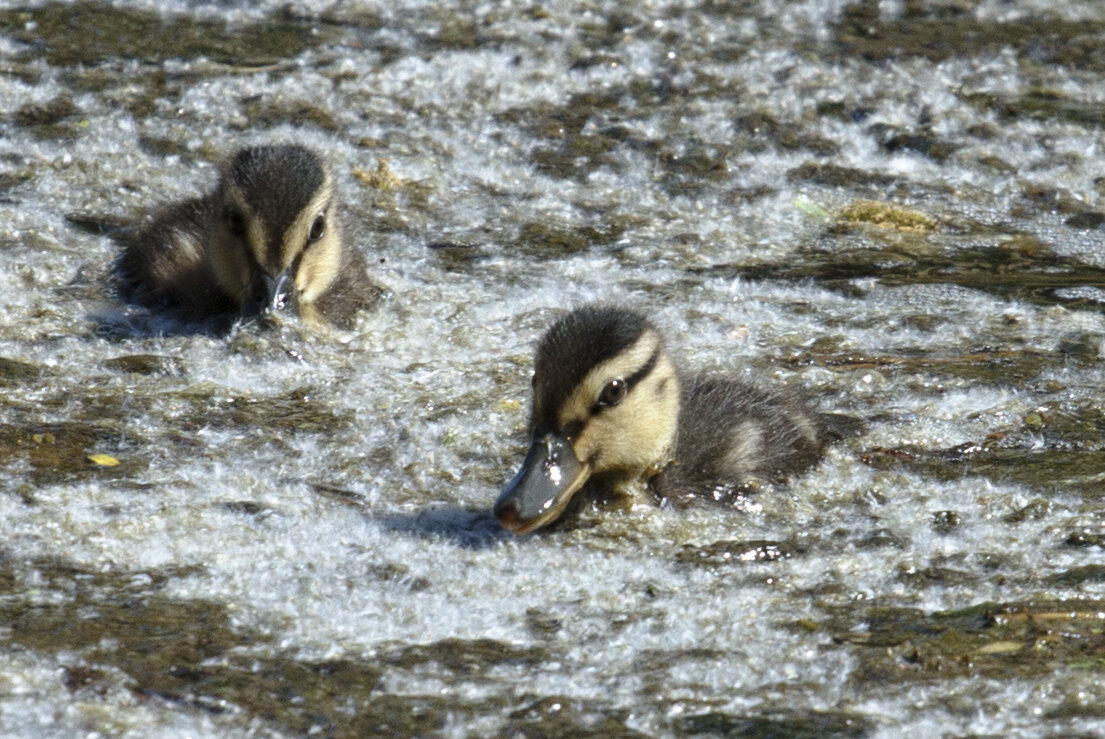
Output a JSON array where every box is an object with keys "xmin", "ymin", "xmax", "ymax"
[
  {"xmin": 415, "ymin": 11, "xmax": 484, "ymax": 52},
  {"xmin": 0, "ymin": 555, "xmax": 396, "ymax": 736},
  {"xmin": 872, "ymin": 127, "xmax": 959, "ymax": 163},
  {"xmin": 1013, "ymin": 183, "xmax": 1091, "ymax": 218},
  {"xmin": 351, "ymin": 162, "xmax": 435, "ymax": 237},
  {"xmin": 859, "ymin": 399, "xmax": 1105, "ymax": 496},
  {"xmin": 963, "ymin": 88, "xmax": 1105, "ymax": 130},
  {"xmin": 0, "ymin": 422, "xmax": 145, "ymax": 486},
  {"xmin": 236, "ymin": 97, "xmax": 342, "ymax": 132},
  {"xmin": 676, "ymin": 708, "xmax": 872, "ymax": 738},
  {"xmin": 12, "ymin": 95, "xmax": 86, "ymax": 140},
  {"xmin": 531, "ymin": 131, "xmax": 625, "ymax": 181},
  {"xmin": 786, "ymin": 162, "xmax": 899, "ymax": 190},
  {"xmin": 736, "ymin": 110, "xmax": 842, "ymax": 157},
  {"xmin": 0, "ymin": 357, "xmax": 42, "ymax": 384},
  {"xmin": 13, "ymin": 96, "xmax": 79, "ymax": 126},
  {"xmin": 1064, "ymin": 532, "xmax": 1105, "ymax": 549},
  {"xmin": 834, "ymin": 1, "xmax": 1105, "ymax": 72},
  {"xmin": 503, "ymin": 92, "xmax": 652, "ymax": 182},
  {"xmin": 1048, "ymin": 566, "xmax": 1105, "ymax": 587},
  {"xmin": 1047, "ymin": 692, "xmax": 1105, "ymax": 721},
  {"xmin": 861, "ymin": 445, "xmax": 1105, "ymax": 498},
  {"xmin": 175, "ymin": 386, "xmax": 353, "ymax": 434},
  {"xmin": 705, "ymin": 236, "xmax": 1105, "ymax": 311},
  {"xmin": 136, "ymin": 135, "xmax": 195, "ymax": 159},
  {"xmin": 0, "ymin": 381, "xmax": 347, "ymax": 487},
  {"xmin": 676, "ymin": 538, "xmax": 807, "ymax": 567},
  {"xmin": 504, "ymin": 695, "xmax": 649, "ymax": 738},
  {"xmin": 517, "ymin": 219, "xmax": 627, "ymax": 258},
  {"xmin": 783, "ymin": 349, "xmax": 1054, "ymax": 385},
  {"xmin": 385, "ymin": 637, "xmax": 550, "ymax": 674},
  {"xmin": 63, "ymin": 211, "xmax": 133, "ymax": 237},
  {"xmin": 1066, "ymin": 212, "xmax": 1105, "ymax": 230},
  {"xmin": 0, "ymin": 556, "xmax": 225, "ymax": 665},
  {"xmin": 929, "ymin": 510, "xmax": 961, "ymax": 535},
  {"xmin": 103, "ymin": 354, "xmax": 186, "ymax": 377},
  {"xmin": 525, "ymin": 607, "xmax": 563, "ymax": 638},
  {"xmin": 0, "ymin": 169, "xmax": 34, "ymax": 193},
  {"xmin": 0, "ymin": 2, "xmax": 336, "ymax": 67},
  {"xmin": 837, "ymin": 200, "xmax": 938, "ymax": 233},
  {"xmin": 853, "ymin": 528, "xmax": 909, "ymax": 551},
  {"xmin": 824, "ymin": 600, "xmax": 1105, "ymax": 685},
  {"xmin": 427, "ymin": 240, "xmax": 488, "ymax": 271},
  {"xmin": 0, "ymin": 553, "xmax": 647, "ymax": 736}
]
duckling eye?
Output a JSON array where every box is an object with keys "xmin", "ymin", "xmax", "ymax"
[
  {"xmin": 598, "ymin": 378, "xmax": 627, "ymax": 407},
  {"xmin": 307, "ymin": 214, "xmax": 326, "ymax": 244},
  {"xmin": 224, "ymin": 208, "xmax": 246, "ymax": 238}
]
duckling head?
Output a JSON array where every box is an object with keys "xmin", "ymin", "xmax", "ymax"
[
  {"xmin": 207, "ymin": 145, "xmax": 342, "ymax": 322},
  {"xmin": 495, "ymin": 306, "xmax": 681, "ymax": 534}
]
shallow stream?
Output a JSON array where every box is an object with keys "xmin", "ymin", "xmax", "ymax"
[{"xmin": 3, "ymin": 1, "xmax": 1105, "ymax": 736}]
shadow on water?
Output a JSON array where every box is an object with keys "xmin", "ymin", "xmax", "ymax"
[
  {"xmin": 64, "ymin": 214, "xmax": 229, "ymax": 339},
  {"xmin": 88, "ymin": 313, "xmax": 319, "ymax": 356},
  {"xmin": 376, "ymin": 506, "xmax": 507, "ymax": 549},
  {"xmin": 88, "ymin": 309, "xmax": 235, "ymax": 340}
]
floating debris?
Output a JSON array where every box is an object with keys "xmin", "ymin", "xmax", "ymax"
[
  {"xmin": 838, "ymin": 199, "xmax": 938, "ymax": 232},
  {"xmin": 354, "ymin": 158, "xmax": 402, "ymax": 190}
]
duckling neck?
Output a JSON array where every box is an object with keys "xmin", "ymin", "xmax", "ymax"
[
  {"xmin": 587, "ymin": 463, "xmax": 672, "ymax": 511},
  {"xmin": 595, "ymin": 423, "xmax": 679, "ymax": 500}
]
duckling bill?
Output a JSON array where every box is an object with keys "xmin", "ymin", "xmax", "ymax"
[
  {"xmin": 113, "ymin": 144, "xmax": 379, "ymax": 330},
  {"xmin": 495, "ymin": 305, "xmax": 846, "ymax": 534}
]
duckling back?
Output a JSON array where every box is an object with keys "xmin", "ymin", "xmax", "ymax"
[
  {"xmin": 113, "ymin": 196, "xmax": 235, "ymax": 321},
  {"xmin": 654, "ymin": 375, "xmax": 830, "ymax": 504}
]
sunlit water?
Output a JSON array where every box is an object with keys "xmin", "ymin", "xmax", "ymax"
[{"xmin": 2, "ymin": 0, "xmax": 1105, "ymax": 736}]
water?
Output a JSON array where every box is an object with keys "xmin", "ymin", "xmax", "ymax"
[{"xmin": 2, "ymin": 0, "xmax": 1105, "ymax": 736}]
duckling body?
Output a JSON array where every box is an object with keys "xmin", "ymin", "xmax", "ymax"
[
  {"xmin": 114, "ymin": 145, "xmax": 379, "ymax": 330},
  {"xmin": 659, "ymin": 375, "xmax": 826, "ymax": 502},
  {"xmin": 494, "ymin": 305, "xmax": 840, "ymax": 534}
]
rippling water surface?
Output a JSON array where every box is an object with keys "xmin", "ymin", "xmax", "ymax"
[{"xmin": 3, "ymin": 0, "xmax": 1105, "ymax": 736}]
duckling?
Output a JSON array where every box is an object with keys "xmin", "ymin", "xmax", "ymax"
[
  {"xmin": 494, "ymin": 305, "xmax": 844, "ymax": 534},
  {"xmin": 113, "ymin": 144, "xmax": 379, "ymax": 330}
]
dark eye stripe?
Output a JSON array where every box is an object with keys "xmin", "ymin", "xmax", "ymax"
[
  {"xmin": 561, "ymin": 419, "xmax": 584, "ymax": 441},
  {"xmin": 624, "ymin": 346, "xmax": 660, "ymax": 392},
  {"xmin": 590, "ymin": 346, "xmax": 660, "ymax": 415}
]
